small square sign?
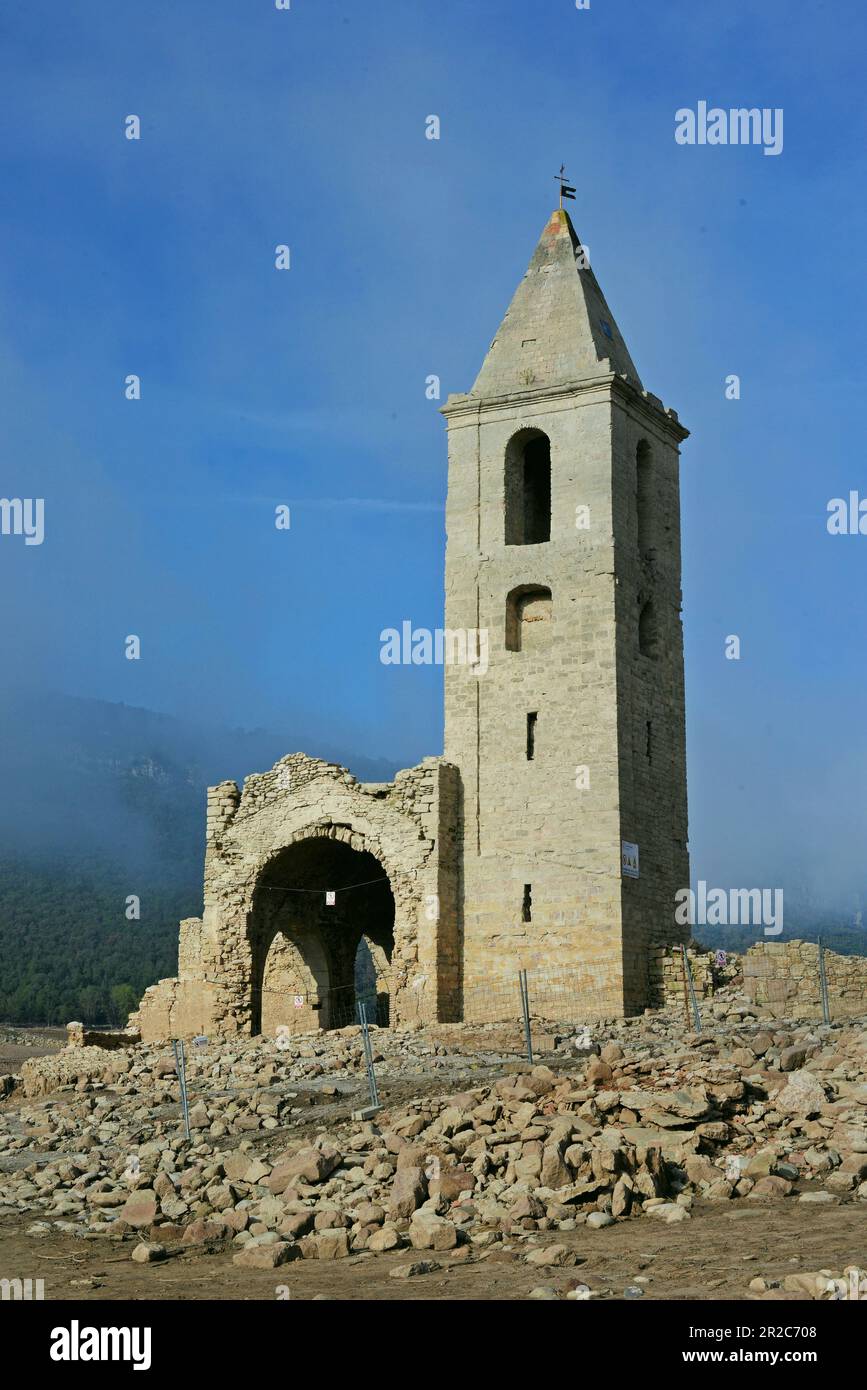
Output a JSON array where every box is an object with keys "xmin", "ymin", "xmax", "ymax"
[
  {"xmin": 325, "ymin": 891, "xmax": 336, "ymax": 906},
  {"xmin": 621, "ymin": 841, "xmax": 639, "ymax": 878},
  {"xmin": 293, "ymin": 995, "xmax": 304, "ymax": 1009}
]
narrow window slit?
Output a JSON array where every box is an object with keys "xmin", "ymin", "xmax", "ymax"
[{"xmin": 526, "ymin": 711, "xmax": 537, "ymax": 760}]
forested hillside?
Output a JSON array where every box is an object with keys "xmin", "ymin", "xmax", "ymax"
[{"xmin": 0, "ymin": 855, "xmax": 194, "ymax": 1024}]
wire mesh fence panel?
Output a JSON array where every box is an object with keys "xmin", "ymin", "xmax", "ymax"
[
  {"xmin": 747, "ymin": 965, "xmax": 867, "ymax": 1025},
  {"xmin": 462, "ymin": 965, "xmax": 618, "ymax": 1040},
  {"xmin": 522, "ymin": 965, "xmax": 620, "ymax": 1029},
  {"xmin": 325, "ymin": 983, "xmax": 391, "ymax": 1030},
  {"xmin": 461, "ymin": 973, "xmax": 525, "ymax": 1026},
  {"xmin": 250, "ymin": 977, "xmax": 393, "ymax": 1036},
  {"xmin": 157, "ymin": 945, "xmax": 867, "ymax": 1107}
]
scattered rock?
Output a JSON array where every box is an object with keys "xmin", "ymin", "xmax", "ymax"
[
  {"xmin": 232, "ymin": 1241, "xmax": 298, "ymax": 1269},
  {"xmin": 389, "ymin": 1260, "xmax": 441, "ymax": 1279},
  {"xmin": 131, "ymin": 1241, "xmax": 166, "ymax": 1263},
  {"xmin": 525, "ymin": 1244, "xmax": 577, "ymax": 1267}
]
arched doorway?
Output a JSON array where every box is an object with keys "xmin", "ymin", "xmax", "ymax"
[
  {"xmin": 354, "ymin": 934, "xmax": 392, "ymax": 1027},
  {"xmin": 248, "ymin": 833, "xmax": 395, "ymax": 1037}
]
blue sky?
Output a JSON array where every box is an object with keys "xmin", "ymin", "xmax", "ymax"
[{"xmin": 1, "ymin": 1, "xmax": 866, "ymax": 911}]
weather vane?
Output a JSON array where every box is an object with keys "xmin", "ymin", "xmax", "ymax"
[{"xmin": 555, "ymin": 164, "xmax": 576, "ymax": 209}]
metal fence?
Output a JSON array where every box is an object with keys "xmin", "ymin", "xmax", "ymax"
[
  {"xmin": 462, "ymin": 963, "xmax": 616, "ymax": 1034},
  {"xmin": 667, "ymin": 938, "xmax": 867, "ymax": 1029},
  {"xmin": 248, "ymin": 976, "xmax": 391, "ymax": 1035},
  {"xmin": 324, "ymin": 982, "xmax": 390, "ymax": 1030},
  {"xmin": 158, "ymin": 942, "xmax": 867, "ymax": 1141}
]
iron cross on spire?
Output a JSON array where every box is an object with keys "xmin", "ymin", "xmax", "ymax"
[{"xmin": 555, "ymin": 164, "xmax": 576, "ymax": 209}]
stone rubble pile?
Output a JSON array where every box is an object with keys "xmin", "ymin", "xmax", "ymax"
[
  {"xmin": 527, "ymin": 1265, "xmax": 867, "ymax": 1303},
  {"xmin": 0, "ymin": 1024, "xmax": 58, "ymax": 1050},
  {"xmin": 1, "ymin": 989, "xmax": 866, "ymax": 1277},
  {"xmin": 748, "ymin": 1265, "xmax": 867, "ymax": 1300}
]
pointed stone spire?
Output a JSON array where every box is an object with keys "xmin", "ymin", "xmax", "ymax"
[{"xmin": 471, "ymin": 208, "xmax": 642, "ymax": 398}]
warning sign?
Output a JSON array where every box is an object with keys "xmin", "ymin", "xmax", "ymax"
[{"xmin": 621, "ymin": 841, "xmax": 639, "ymax": 879}]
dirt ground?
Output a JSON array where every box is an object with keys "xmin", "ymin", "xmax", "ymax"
[
  {"xmin": 0, "ymin": 1030, "xmax": 64, "ymax": 1074},
  {"xmin": 2, "ymin": 1026, "xmax": 865, "ymax": 1302},
  {"xmin": 1, "ymin": 1200, "xmax": 864, "ymax": 1301}
]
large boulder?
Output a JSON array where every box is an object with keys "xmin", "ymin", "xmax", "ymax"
[
  {"xmin": 119, "ymin": 1190, "xmax": 158, "ymax": 1228},
  {"xmin": 409, "ymin": 1211, "xmax": 457, "ymax": 1251},
  {"xmin": 776, "ymin": 1070, "xmax": 828, "ymax": 1117},
  {"xmin": 388, "ymin": 1166, "xmax": 426, "ymax": 1220},
  {"xmin": 232, "ymin": 1241, "xmax": 298, "ymax": 1269},
  {"xmin": 268, "ymin": 1146, "xmax": 342, "ymax": 1188}
]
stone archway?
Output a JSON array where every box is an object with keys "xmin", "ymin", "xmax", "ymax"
[
  {"xmin": 132, "ymin": 754, "xmax": 461, "ymax": 1041},
  {"xmin": 260, "ymin": 929, "xmax": 332, "ymax": 1037},
  {"xmin": 354, "ymin": 934, "xmax": 392, "ymax": 1026},
  {"xmin": 248, "ymin": 831, "xmax": 395, "ymax": 1038}
]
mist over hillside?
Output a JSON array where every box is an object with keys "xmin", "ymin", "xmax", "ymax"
[
  {"xmin": 0, "ymin": 689, "xmax": 399, "ymax": 1025},
  {"xmin": 0, "ymin": 689, "xmax": 864, "ymax": 1026}
]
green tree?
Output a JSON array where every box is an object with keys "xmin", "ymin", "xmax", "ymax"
[{"xmin": 108, "ymin": 983, "xmax": 139, "ymax": 1025}]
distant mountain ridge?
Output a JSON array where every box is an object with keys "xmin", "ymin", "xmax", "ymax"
[{"xmin": 0, "ymin": 688, "xmax": 399, "ymax": 866}]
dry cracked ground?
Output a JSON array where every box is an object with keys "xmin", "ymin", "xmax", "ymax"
[{"xmin": 1, "ymin": 987, "xmax": 866, "ymax": 1303}]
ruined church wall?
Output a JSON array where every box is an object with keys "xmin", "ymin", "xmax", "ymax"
[
  {"xmin": 657, "ymin": 941, "xmax": 867, "ymax": 1020},
  {"xmin": 743, "ymin": 940, "xmax": 867, "ymax": 1019},
  {"xmin": 133, "ymin": 754, "xmax": 459, "ymax": 1041}
]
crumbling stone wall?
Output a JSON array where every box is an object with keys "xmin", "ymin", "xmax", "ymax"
[
  {"xmin": 744, "ymin": 940, "xmax": 867, "ymax": 1019},
  {"xmin": 657, "ymin": 945, "xmax": 742, "ymax": 1007},
  {"xmin": 132, "ymin": 754, "xmax": 460, "ymax": 1042},
  {"xmin": 65, "ymin": 1022, "xmax": 140, "ymax": 1050},
  {"xmin": 657, "ymin": 940, "xmax": 867, "ymax": 1020}
]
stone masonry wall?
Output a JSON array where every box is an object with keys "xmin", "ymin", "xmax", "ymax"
[
  {"xmin": 743, "ymin": 940, "xmax": 867, "ymax": 1019},
  {"xmin": 133, "ymin": 754, "xmax": 460, "ymax": 1042},
  {"xmin": 657, "ymin": 945, "xmax": 742, "ymax": 1007},
  {"xmin": 612, "ymin": 384, "xmax": 690, "ymax": 1012},
  {"xmin": 443, "ymin": 384, "xmax": 627, "ymax": 1019},
  {"xmin": 657, "ymin": 940, "xmax": 867, "ymax": 1020}
]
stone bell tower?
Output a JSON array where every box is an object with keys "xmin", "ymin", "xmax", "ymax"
[{"xmin": 441, "ymin": 207, "xmax": 690, "ymax": 1016}]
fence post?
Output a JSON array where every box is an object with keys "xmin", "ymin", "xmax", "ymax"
[
  {"xmin": 518, "ymin": 969, "xmax": 534, "ymax": 1066},
  {"xmin": 679, "ymin": 946, "xmax": 691, "ymax": 1030},
  {"xmin": 818, "ymin": 937, "xmax": 831, "ymax": 1024},
  {"xmin": 172, "ymin": 1038, "xmax": 191, "ymax": 1141},
  {"xmin": 684, "ymin": 952, "xmax": 702, "ymax": 1033},
  {"xmin": 356, "ymin": 1000, "xmax": 380, "ymax": 1109}
]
